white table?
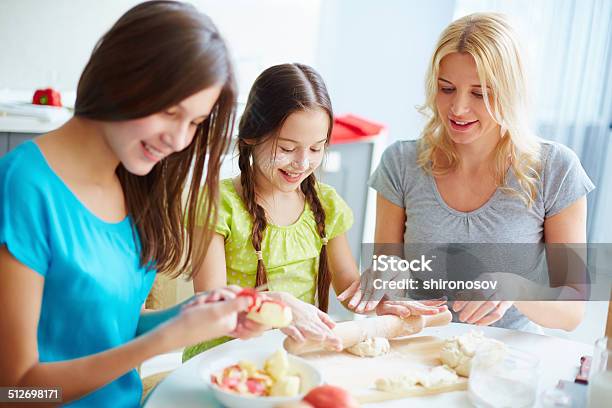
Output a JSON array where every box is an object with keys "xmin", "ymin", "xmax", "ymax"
[{"xmin": 144, "ymin": 323, "xmax": 593, "ymax": 407}]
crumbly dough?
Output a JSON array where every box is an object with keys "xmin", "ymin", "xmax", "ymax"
[
  {"xmin": 346, "ymin": 337, "xmax": 390, "ymax": 357},
  {"xmin": 419, "ymin": 365, "xmax": 459, "ymax": 388},
  {"xmin": 374, "ymin": 365, "xmax": 459, "ymax": 392},
  {"xmin": 439, "ymin": 331, "xmax": 506, "ymax": 377},
  {"xmin": 375, "ymin": 373, "xmax": 419, "ymax": 392}
]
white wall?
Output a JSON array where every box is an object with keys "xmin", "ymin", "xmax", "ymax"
[
  {"xmin": 0, "ymin": 0, "xmax": 322, "ymax": 101},
  {"xmin": 316, "ymin": 0, "xmax": 456, "ymax": 142},
  {"xmin": 0, "ymin": 0, "xmax": 455, "ymax": 138}
]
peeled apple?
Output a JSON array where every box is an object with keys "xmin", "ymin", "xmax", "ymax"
[{"xmin": 238, "ymin": 288, "xmax": 293, "ymax": 328}]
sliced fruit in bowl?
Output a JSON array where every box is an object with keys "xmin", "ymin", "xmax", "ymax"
[{"xmin": 201, "ymin": 348, "xmax": 323, "ymax": 408}]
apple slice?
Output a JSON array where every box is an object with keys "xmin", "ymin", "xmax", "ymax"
[{"xmin": 247, "ymin": 299, "xmax": 293, "ymax": 328}]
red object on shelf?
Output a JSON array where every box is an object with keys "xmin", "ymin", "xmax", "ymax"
[
  {"xmin": 330, "ymin": 114, "xmax": 386, "ymax": 145},
  {"xmin": 32, "ymin": 88, "xmax": 62, "ymax": 107}
]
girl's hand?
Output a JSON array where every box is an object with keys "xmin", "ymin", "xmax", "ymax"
[
  {"xmin": 269, "ymin": 292, "xmax": 342, "ymax": 351},
  {"xmin": 338, "ymin": 280, "xmax": 446, "ymax": 316},
  {"xmin": 230, "ymin": 312, "xmax": 268, "ymax": 339},
  {"xmin": 337, "ymin": 279, "xmax": 387, "ymax": 313},
  {"xmin": 375, "ymin": 298, "xmax": 448, "ymax": 318},
  {"xmin": 187, "ymin": 285, "xmax": 243, "ymax": 305},
  {"xmin": 165, "ymin": 295, "xmax": 252, "ymax": 348},
  {"xmin": 177, "ymin": 285, "xmax": 266, "ymax": 343}
]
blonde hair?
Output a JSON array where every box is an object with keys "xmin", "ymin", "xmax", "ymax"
[{"xmin": 417, "ymin": 12, "xmax": 541, "ymax": 206}]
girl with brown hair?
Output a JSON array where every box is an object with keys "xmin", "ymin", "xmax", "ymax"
[
  {"xmin": 0, "ymin": 2, "xmax": 264, "ymax": 406},
  {"xmin": 184, "ymin": 63, "xmax": 447, "ymax": 361}
]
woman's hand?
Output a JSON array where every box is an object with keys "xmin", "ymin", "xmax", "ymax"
[
  {"xmin": 452, "ymin": 300, "xmax": 514, "ymax": 326},
  {"xmin": 268, "ymin": 292, "xmax": 342, "ymax": 351},
  {"xmin": 451, "ymin": 272, "xmax": 523, "ymax": 326}
]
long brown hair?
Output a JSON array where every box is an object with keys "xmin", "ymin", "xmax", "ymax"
[
  {"xmin": 74, "ymin": 1, "xmax": 236, "ymax": 277},
  {"xmin": 238, "ymin": 63, "xmax": 334, "ymax": 311}
]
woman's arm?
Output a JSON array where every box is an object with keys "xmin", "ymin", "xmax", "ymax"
[
  {"xmin": 514, "ymin": 197, "xmax": 588, "ymax": 331},
  {"xmin": 459, "ymin": 198, "xmax": 590, "ymax": 329},
  {"xmin": 374, "ymin": 193, "xmax": 406, "ymax": 244},
  {"xmin": 0, "ymin": 246, "xmax": 249, "ymax": 404},
  {"xmin": 192, "ymin": 230, "xmax": 227, "ymax": 292}
]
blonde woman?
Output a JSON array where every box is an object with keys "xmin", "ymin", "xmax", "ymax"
[{"xmin": 342, "ymin": 13, "xmax": 594, "ymax": 332}]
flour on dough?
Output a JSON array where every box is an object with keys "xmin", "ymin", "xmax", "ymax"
[
  {"xmin": 346, "ymin": 337, "xmax": 390, "ymax": 357},
  {"xmin": 419, "ymin": 365, "xmax": 459, "ymax": 388},
  {"xmin": 439, "ymin": 330, "xmax": 507, "ymax": 377},
  {"xmin": 374, "ymin": 365, "xmax": 459, "ymax": 392}
]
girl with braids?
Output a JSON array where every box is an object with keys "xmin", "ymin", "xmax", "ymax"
[
  {"xmin": 184, "ymin": 63, "xmax": 446, "ymax": 361},
  {"xmin": 0, "ymin": 2, "xmax": 265, "ymax": 406}
]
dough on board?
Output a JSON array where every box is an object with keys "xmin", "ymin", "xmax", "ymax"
[
  {"xmin": 345, "ymin": 337, "xmax": 391, "ymax": 357},
  {"xmin": 439, "ymin": 331, "xmax": 507, "ymax": 377},
  {"xmin": 375, "ymin": 365, "xmax": 459, "ymax": 392}
]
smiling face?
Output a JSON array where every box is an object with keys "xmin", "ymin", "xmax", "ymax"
[
  {"xmin": 252, "ymin": 109, "xmax": 329, "ymax": 193},
  {"xmin": 435, "ymin": 52, "xmax": 500, "ymax": 146},
  {"xmin": 101, "ymin": 85, "xmax": 223, "ymax": 176}
]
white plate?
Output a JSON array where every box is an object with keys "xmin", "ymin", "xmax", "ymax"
[{"xmin": 199, "ymin": 349, "xmax": 323, "ymax": 408}]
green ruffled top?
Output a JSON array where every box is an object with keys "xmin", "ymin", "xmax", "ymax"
[{"xmin": 183, "ymin": 178, "xmax": 353, "ymax": 362}]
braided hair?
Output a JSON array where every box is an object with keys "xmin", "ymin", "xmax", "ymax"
[{"xmin": 237, "ymin": 63, "xmax": 333, "ymax": 311}]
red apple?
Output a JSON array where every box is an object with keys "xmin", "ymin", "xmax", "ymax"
[{"xmin": 303, "ymin": 385, "xmax": 359, "ymax": 408}]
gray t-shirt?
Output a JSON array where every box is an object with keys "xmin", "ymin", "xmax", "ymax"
[{"xmin": 368, "ymin": 139, "xmax": 595, "ymax": 331}]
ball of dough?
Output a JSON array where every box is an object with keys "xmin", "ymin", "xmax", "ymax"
[
  {"xmin": 419, "ymin": 365, "xmax": 459, "ymax": 389},
  {"xmin": 439, "ymin": 331, "xmax": 506, "ymax": 377},
  {"xmin": 346, "ymin": 337, "xmax": 390, "ymax": 357}
]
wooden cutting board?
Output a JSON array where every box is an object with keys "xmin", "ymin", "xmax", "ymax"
[{"xmin": 302, "ymin": 335, "xmax": 468, "ymax": 404}]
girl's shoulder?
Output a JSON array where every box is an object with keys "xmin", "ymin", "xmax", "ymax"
[
  {"xmin": 315, "ymin": 181, "xmax": 346, "ymax": 207},
  {"xmin": 218, "ymin": 178, "xmax": 244, "ymax": 206},
  {"xmin": 315, "ymin": 181, "xmax": 353, "ymax": 220},
  {"xmin": 0, "ymin": 140, "xmax": 54, "ymax": 196}
]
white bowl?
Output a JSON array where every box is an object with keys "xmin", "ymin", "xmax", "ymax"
[{"xmin": 200, "ymin": 349, "xmax": 323, "ymax": 408}]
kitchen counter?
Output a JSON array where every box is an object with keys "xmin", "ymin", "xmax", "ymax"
[{"xmin": 144, "ymin": 323, "xmax": 593, "ymax": 407}]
